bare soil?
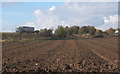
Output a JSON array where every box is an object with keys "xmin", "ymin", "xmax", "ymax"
[{"xmin": 2, "ymin": 37, "xmax": 119, "ymax": 73}]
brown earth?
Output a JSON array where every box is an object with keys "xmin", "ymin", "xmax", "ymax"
[{"xmin": 2, "ymin": 37, "xmax": 119, "ymax": 73}]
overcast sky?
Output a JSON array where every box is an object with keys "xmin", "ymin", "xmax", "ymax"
[{"xmin": 1, "ymin": 2, "xmax": 118, "ymax": 32}]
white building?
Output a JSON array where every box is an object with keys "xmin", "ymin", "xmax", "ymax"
[
  {"xmin": 16, "ymin": 26, "xmax": 34, "ymax": 33},
  {"xmin": 115, "ymin": 30, "xmax": 120, "ymax": 35}
]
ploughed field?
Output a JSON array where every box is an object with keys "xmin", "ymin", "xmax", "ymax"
[{"xmin": 2, "ymin": 37, "xmax": 119, "ymax": 73}]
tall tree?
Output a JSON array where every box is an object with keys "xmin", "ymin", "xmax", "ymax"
[
  {"xmin": 78, "ymin": 26, "xmax": 88, "ymax": 34},
  {"xmin": 55, "ymin": 26, "xmax": 67, "ymax": 37},
  {"xmin": 87, "ymin": 26, "xmax": 96, "ymax": 35},
  {"xmin": 40, "ymin": 28, "xmax": 52, "ymax": 36},
  {"xmin": 95, "ymin": 29, "xmax": 103, "ymax": 36},
  {"xmin": 65, "ymin": 26, "xmax": 72, "ymax": 36},
  {"xmin": 79, "ymin": 26, "xmax": 96, "ymax": 35},
  {"xmin": 71, "ymin": 26, "xmax": 80, "ymax": 34},
  {"xmin": 105, "ymin": 28, "xmax": 115, "ymax": 35}
]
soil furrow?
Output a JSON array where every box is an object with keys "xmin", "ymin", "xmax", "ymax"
[
  {"xmin": 84, "ymin": 40, "xmax": 118, "ymax": 66},
  {"xmin": 3, "ymin": 40, "xmax": 55, "ymax": 61},
  {"xmin": 2, "ymin": 37, "xmax": 119, "ymax": 72},
  {"xmin": 88, "ymin": 39, "xmax": 118, "ymax": 53}
]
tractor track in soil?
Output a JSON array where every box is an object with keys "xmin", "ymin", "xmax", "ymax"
[
  {"xmin": 2, "ymin": 40, "xmax": 39, "ymax": 49},
  {"xmin": 26, "ymin": 40, "xmax": 66, "ymax": 60},
  {"xmin": 84, "ymin": 39, "xmax": 118, "ymax": 66},
  {"xmin": 94, "ymin": 37, "xmax": 118, "ymax": 45},
  {"xmin": 2, "ymin": 40, "xmax": 43, "ymax": 53},
  {"xmin": 72, "ymin": 40, "xmax": 110, "ymax": 72},
  {"xmin": 2, "ymin": 40, "xmax": 67, "ymax": 72},
  {"xmin": 3, "ymin": 40, "xmax": 56, "ymax": 61},
  {"xmin": 88, "ymin": 38, "xmax": 118, "ymax": 53}
]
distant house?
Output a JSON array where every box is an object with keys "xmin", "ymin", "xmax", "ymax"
[
  {"xmin": 16, "ymin": 26, "xmax": 34, "ymax": 33},
  {"xmin": 115, "ymin": 30, "xmax": 120, "ymax": 35}
]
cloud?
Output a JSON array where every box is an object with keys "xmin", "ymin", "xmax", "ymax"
[
  {"xmin": 104, "ymin": 15, "xmax": 118, "ymax": 23},
  {"xmin": 34, "ymin": 9, "xmax": 43, "ymax": 17},
  {"xmin": 23, "ymin": 22, "xmax": 35, "ymax": 27},
  {"xmin": 98, "ymin": 15, "xmax": 118, "ymax": 31},
  {"xmin": 48, "ymin": 6, "xmax": 56, "ymax": 11},
  {"xmin": 22, "ymin": 2, "xmax": 118, "ymax": 31}
]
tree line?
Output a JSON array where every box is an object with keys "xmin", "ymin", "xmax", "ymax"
[{"xmin": 34, "ymin": 25, "xmax": 119, "ymax": 38}]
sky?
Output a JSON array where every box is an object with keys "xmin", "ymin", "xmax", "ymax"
[{"xmin": 1, "ymin": 2, "xmax": 118, "ymax": 32}]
